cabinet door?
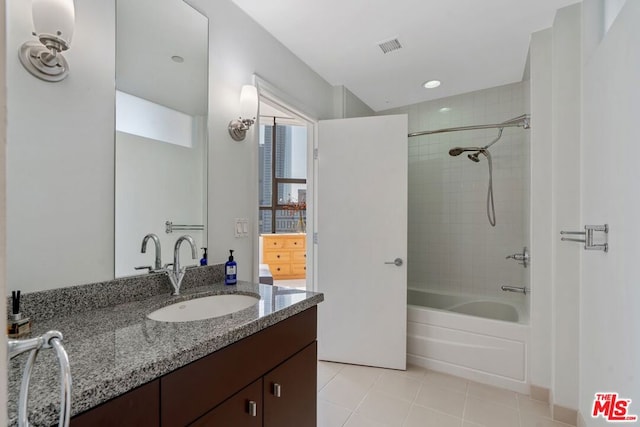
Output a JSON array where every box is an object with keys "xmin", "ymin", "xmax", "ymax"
[
  {"xmin": 161, "ymin": 307, "xmax": 316, "ymax": 426},
  {"xmin": 190, "ymin": 379, "xmax": 262, "ymax": 427},
  {"xmin": 71, "ymin": 380, "xmax": 159, "ymax": 427},
  {"xmin": 264, "ymin": 342, "xmax": 317, "ymax": 427}
]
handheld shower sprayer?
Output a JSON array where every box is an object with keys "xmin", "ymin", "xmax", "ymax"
[
  {"xmin": 467, "ymin": 149, "xmax": 489, "ymax": 163},
  {"xmin": 448, "ymin": 147, "xmax": 483, "ymax": 157},
  {"xmin": 448, "ymin": 143, "xmax": 498, "ymax": 226},
  {"xmin": 468, "ymin": 152, "xmax": 481, "ymax": 162}
]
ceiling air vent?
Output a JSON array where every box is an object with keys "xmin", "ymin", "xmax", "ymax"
[{"xmin": 377, "ymin": 38, "xmax": 402, "ymax": 54}]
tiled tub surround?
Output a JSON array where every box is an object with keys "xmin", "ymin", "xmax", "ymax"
[
  {"xmin": 381, "ymin": 81, "xmax": 531, "ymax": 305},
  {"xmin": 6, "ymin": 267, "xmax": 323, "ymax": 426}
]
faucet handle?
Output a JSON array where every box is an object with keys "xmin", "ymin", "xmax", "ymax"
[
  {"xmin": 134, "ymin": 266, "xmax": 153, "ymax": 273},
  {"xmin": 505, "ymin": 247, "xmax": 529, "ymax": 268}
]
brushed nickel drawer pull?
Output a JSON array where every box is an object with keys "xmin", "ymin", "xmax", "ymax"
[
  {"xmin": 273, "ymin": 383, "xmax": 282, "ymax": 398},
  {"xmin": 248, "ymin": 400, "xmax": 257, "ymax": 417}
]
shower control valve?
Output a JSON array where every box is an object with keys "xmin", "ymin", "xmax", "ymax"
[{"xmin": 506, "ymin": 247, "xmax": 529, "ymax": 268}]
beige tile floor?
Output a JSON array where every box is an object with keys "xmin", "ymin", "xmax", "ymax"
[{"xmin": 317, "ymin": 361, "xmax": 574, "ymax": 427}]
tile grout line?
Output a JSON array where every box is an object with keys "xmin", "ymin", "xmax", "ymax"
[
  {"xmin": 401, "ymin": 379, "xmax": 424, "ymax": 427},
  {"xmin": 461, "ymin": 380, "xmax": 470, "ymax": 426},
  {"xmin": 516, "ymin": 392, "xmax": 524, "ymax": 427},
  {"xmin": 346, "ymin": 370, "xmax": 384, "ymax": 425}
]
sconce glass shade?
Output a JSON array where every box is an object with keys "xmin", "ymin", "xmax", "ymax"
[
  {"xmin": 32, "ymin": 0, "xmax": 75, "ymax": 49},
  {"xmin": 240, "ymin": 85, "xmax": 258, "ymax": 120},
  {"xmin": 228, "ymin": 85, "xmax": 258, "ymax": 141},
  {"xmin": 19, "ymin": 0, "xmax": 75, "ymax": 82}
]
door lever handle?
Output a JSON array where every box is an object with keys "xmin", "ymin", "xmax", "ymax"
[{"xmin": 384, "ymin": 258, "xmax": 403, "ymax": 267}]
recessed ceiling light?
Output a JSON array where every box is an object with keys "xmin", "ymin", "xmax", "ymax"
[
  {"xmin": 439, "ymin": 107, "xmax": 451, "ymax": 112},
  {"xmin": 423, "ymin": 80, "xmax": 441, "ymax": 89},
  {"xmin": 171, "ymin": 55, "xmax": 184, "ymax": 63}
]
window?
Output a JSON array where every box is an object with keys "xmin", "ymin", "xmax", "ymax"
[{"xmin": 259, "ymin": 118, "xmax": 307, "ymax": 234}]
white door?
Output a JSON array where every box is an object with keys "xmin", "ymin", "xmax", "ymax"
[{"xmin": 316, "ymin": 115, "xmax": 407, "ymax": 370}]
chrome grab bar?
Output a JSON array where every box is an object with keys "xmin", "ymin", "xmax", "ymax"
[
  {"xmin": 560, "ymin": 224, "xmax": 608, "ymax": 252},
  {"xmin": 8, "ymin": 330, "xmax": 72, "ymax": 427}
]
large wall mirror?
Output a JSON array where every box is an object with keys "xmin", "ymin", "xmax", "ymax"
[{"xmin": 115, "ymin": 0, "xmax": 209, "ymax": 277}]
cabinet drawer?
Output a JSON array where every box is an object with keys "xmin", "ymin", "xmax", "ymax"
[
  {"xmin": 264, "ymin": 251, "xmax": 291, "ymax": 263},
  {"xmin": 292, "ymin": 251, "xmax": 307, "ymax": 263},
  {"xmin": 284, "ymin": 238, "xmax": 305, "ymax": 249},
  {"xmin": 270, "ymin": 264, "xmax": 291, "ymax": 276},
  {"xmin": 190, "ymin": 378, "xmax": 262, "ymax": 427},
  {"xmin": 291, "ymin": 264, "xmax": 306, "ymax": 275}
]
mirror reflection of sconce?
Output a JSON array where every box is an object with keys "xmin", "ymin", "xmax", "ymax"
[
  {"xmin": 19, "ymin": 0, "xmax": 75, "ymax": 82},
  {"xmin": 228, "ymin": 85, "xmax": 258, "ymax": 141}
]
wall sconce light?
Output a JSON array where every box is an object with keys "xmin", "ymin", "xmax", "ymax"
[
  {"xmin": 19, "ymin": 0, "xmax": 75, "ymax": 82},
  {"xmin": 228, "ymin": 85, "xmax": 258, "ymax": 141}
]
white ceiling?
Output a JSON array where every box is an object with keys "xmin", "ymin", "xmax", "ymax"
[{"xmin": 231, "ymin": 0, "xmax": 580, "ymax": 111}]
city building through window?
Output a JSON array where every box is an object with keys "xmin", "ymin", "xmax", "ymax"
[{"xmin": 259, "ymin": 117, "xmax": 307, "ymax": 234}]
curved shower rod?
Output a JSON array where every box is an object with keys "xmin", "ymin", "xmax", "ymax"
[{"xmin": 407, "ymin": 114, "xmax": 530, "ymax": 138}]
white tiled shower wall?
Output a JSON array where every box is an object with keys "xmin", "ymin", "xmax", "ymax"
[{"xmin": 382, "ymin": 81, "xmax": 530, "ymax": 304}]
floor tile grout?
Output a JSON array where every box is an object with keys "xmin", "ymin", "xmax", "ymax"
[{"xmin": 318, "ymin": 362, "xmax": 573, "ymax": 427}]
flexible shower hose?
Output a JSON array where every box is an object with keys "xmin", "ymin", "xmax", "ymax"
[{"xmin": 485, "ymin": 151, "xmax": 496, "ymax": 227}]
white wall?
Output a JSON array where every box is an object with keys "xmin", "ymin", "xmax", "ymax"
[
  {"xmin": 188, "ymin": 0, "xmax": 336, "ymax": 277},
  {"xmin": 333, "ymin": 86, "xmax": 375, "ymax": 119},
  {"xmin": 580, "ymin": 0, "xmax": 640, "ymax": 424},
  {"xmin": 6, "ymin": 0, "xmax": 115, "ymax": 292},
  {"xmin": 381, "ymin": 82, "xmax": 530, "ymax": 305},
  {"xmin": 0, "ymin": 0, "xmax": 8, "ymax": 421},
  {"xmin": 551, "ymin": 4, "xmax": 582, "ymax": 413},
  {"xmin": 528, "ymin": 28, "xmax": 554, "ymax": 393},
  {"xmin": 529, "ymin": 4, "xmax": 583, "ymax": 417}
]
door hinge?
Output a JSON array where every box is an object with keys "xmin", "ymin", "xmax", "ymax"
[
  {"xmin": 313, "ymin": 232, "xmax": 318, "ymax": 244},
  {"xmin": 313, "ymin": 148, "xmax": 318, "ymax": 160}
]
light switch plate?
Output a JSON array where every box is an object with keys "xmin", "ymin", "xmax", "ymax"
[{"xmin": 235, "ymin": 218, "xmax": 249, "ymax": 238}]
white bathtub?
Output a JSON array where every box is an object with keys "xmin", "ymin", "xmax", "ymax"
[{"xmin": 407, "ymin": 289, "xmax": 530, "ymax": 393}]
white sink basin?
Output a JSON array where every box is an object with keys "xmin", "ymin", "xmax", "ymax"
[{"xmin": 147, "ymin": 294, "xmax": 260, "ymax": 322}]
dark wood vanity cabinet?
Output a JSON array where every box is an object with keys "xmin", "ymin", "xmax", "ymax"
[
  {"xmin": 70, "ymin": 379, "xmax": 160, "ymax": 427},
  {"xmin": 69, "ymin": 306, "xmax": 317, "ymax": 427}
]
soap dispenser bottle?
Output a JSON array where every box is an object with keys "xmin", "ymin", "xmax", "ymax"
[
  {"xmin": 225, "ymin": 250, "xmax": 237, "ymax": 285},
  {"xmin": 200, "ymin": 247, "xmax": 208, "ymax": 266}
]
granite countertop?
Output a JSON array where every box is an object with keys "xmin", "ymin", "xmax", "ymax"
[{"xmin": 7, "ymin": 281, "xmax": 323, "ymax": 426}]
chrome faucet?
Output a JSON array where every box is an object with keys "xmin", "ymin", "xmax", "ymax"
[
  {"xmin": 138, "ymin": 233, "xmax": 163, "ymax": 272},
  {"xmin": 167, "ymin": 235, "xmax": 197, "ymax": 295}
]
